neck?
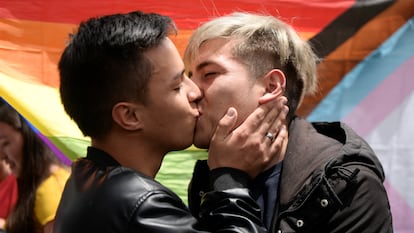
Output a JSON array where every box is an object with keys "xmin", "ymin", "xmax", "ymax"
[
  {"xmin": 265, "ymin": 130, "xmax": 288, "ymax": 170},
  {"xmin": 92, "ymin": 136, "xmax": 166, "ymax": 178}
]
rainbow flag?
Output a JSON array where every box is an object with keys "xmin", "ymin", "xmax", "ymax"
[{"xmin": 1, "ymin": 1, "xmax": 413, "ymax": 232}]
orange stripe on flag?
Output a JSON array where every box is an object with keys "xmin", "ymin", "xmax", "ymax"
[{"xmin": 0, "ymin": 18, "xmax": 77, "ymax": 88}]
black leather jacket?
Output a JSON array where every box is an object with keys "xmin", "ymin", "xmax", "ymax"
[
  {"xmin": 54, "ymin": 147, "xmax": 268, "ymax": 233},
  {"xmin": 189, "ymin": 117, "xmax": 393, "ymax": 233}
]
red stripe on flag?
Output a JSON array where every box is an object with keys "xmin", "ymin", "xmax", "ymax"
[{"xmin": 0, "ymin": 0, "xmax": 354, "ymax": 31}]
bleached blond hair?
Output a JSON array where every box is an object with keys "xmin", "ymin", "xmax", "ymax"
[{"xmin": 184, "ymin": 12, "xmax": 319, "ymax": 117}]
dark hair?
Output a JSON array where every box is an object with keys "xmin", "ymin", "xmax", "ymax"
[
  {"xmin": 59, "ymin": 11, "xmax": 177, "ymax": 138},
  {"xmin": 0, "ymin": 100, "xmax": 62, "ymax": 233}
]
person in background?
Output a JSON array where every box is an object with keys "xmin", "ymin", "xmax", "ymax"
[
  {"xmin": 185, "ymin": 12, "xmax": 393, "ymax": 233},
  {"xmin": 0, "ymin": 99, "xmax": 70, "ymax": 233},
  {"xmin": 53, "ymin": 10, "xmax": 288, "ymax": 233},
  {"xmin": 0, "ymin": 157, "xmax": 18, "ymax": 231}
]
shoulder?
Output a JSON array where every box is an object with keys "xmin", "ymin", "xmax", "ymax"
[
  {"xmin": 55, "ymin": 165, "xmax": 187, "ymax": 229},
  {"xmin": 34, "ymin": 167, "xmax": 70, "ymax": 226},
  {"xmin": 107, "ymin": 168, "xmax": 183, "ymax": 205},
  {"xmin": 88, "ymin": 168, "xmax": 188, "ymax": 225},
  {"xmin": 281, "ymin": 118, "xmax": 386, "ymax": 202},
  {"xmin": 325, "ymin": 165, "xmax": 393, "ymax": 232},
  {"xmin": 77, "ymin": 166, "xmax": 185, "ymax": 209},
  {"xmin": 106, "ymin": 167, "xmax": 169, "ymax": 192},
  {"xmin": 296, "ymin": 118, "xmax": 385, "ymax": 178}
]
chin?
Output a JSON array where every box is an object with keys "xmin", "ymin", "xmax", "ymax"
[
  {"xmin": 193, "ymin": 138, "xmax": 209, "ymax": 149},
  {"xmin": 193, "ymin": 127, "xmax": 211, "ymax": 149},
  {"xmin": 174, "ymin": 139, "xmax": 193, "ymax": 151}
]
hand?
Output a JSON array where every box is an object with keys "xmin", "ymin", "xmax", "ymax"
[{"xmin": 207, "ymin": 96, "xmax": 288, "ymax": 178}]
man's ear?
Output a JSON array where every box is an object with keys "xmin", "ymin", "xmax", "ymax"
[
  {"xmin": 112, "ymin": 102, "xmax": 143, "ymax": 131},
  {"xmin": 259, "ymin": 69, "xmax": 286, "ymax": 104}
]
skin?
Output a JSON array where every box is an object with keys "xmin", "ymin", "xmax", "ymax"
[
  {"xmin": 189, "ymin": 39, "xmax": 262, "ymax": 148},
  {"xmin": 0, "ymin": 44, "xmax": 192, "ymax": 229},
  {"xmin": 93, "ymin": 37, "xmax": 202, "ymax": 178},
  {"xmin": 0, "ymin": 158, "xmax": 12, "ymax": 229},
  {"xmin": 188, "ymin": 38, "xmax": 288, "ymax": 167},
  {"xmin": 0, "ymin": 121, "xmax": 55, "ymax": 233},
  {"xmin": 0, "ymin": 158, "xmax": 12, "ymax": 181},
  {"xmin": 137, "ymin": 37, "xmax": 201, "ymax": 153},
  {"xmin": 0, "ymin": 38, "xmax": 287, "ymax": 232},
  {"xmin": 93, "ymin": 36, "xmax": 288, "ymax": 179},
  {"xmin": 0, "ymin": 122, "xmax": 24, "ymax": 178}
]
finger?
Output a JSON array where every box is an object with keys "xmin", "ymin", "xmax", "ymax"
[
  {"xmin": 266, "ymin": 98, "xmax": 289, "ymax": 139},
  {"xmin": 211, "ymin": 107, "xmax": 238, "ymax": 141},
  {"xmin": 233, "ymin": 97, "xmax": 279, "ymax": 137},
  {"xmin": 256, "ymin": 96, "xmax": 287, "ymax": 141},
  {"xmin": 208, "ymin": 108, "xmax": 238, "ymax": 170},
  {"xmin": 258, "ymin": 91, "xmax": 279, "ymax": 105},
  {"xmin": 267, "ymin": 124, "xmax": 288, "ymax": 167}
]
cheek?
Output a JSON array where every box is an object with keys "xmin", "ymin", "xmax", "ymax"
[
  {"xmin": 7, "ymin": 139, "xmax": 24, "ymax": 165},
  {"xmin": 208, "ymin": 81, "xmax": 244, "ymax": 104},
  {"xmin": 216, "ymin": 87, "xmax": 259, "ymax": 126},
  {"xmin": 0, "ymin": 145, "xmax": 5, "ymax": 158},
  {"xmin": 153, "ymin": 98, "xmax": 191, "ymax": 127},
  {"xmin": 206, "ymin": 87, "xmax": 238, "ymax": 116},
  {"xmin": 4, "ymin": 146, "xmax": 19, "ymax": 164}
]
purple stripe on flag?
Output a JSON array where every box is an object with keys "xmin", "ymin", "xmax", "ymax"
[{"xmin": 37, "ymin": 133, "xmax": 72, "ymax": 166}]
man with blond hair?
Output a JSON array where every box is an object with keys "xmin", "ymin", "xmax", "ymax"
[{"xmin": 185, "ymin": 12, "xmax": 393, "ymax": 233}]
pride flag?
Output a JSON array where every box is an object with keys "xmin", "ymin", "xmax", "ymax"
[{"xmin": 1, "ymin": 1, "xmax": 413, "ymax": 232}]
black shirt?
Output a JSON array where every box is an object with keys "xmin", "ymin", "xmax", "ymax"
[{"xmin": 249, "ymin": 161, "xmax": 282, "ymax": 229}]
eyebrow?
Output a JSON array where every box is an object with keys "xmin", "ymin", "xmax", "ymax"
[
  {"xmin": 195, "ymin": 60, "xmax": 216, "ymax": 72},
  {"xmin": 172, "ymin": 69, "xmax": 185, "ymax": 82}
]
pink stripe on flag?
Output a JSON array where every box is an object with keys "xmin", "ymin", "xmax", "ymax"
[
  {"xmin": 343, "ymin": 55, "xmax": 414, "ymax": 137},
  {"xmin": 384, "ymin": 181, "xmax": 414, "ymax": 233}
]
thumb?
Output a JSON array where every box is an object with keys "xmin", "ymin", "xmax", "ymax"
[{"xmin": 212, "ymin": 107, "xmax": 238, "ymax": 141}]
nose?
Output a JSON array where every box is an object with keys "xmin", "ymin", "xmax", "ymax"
[{"xmin": 185, "ymin": 76, "xmax": 203, "ymax": 103}]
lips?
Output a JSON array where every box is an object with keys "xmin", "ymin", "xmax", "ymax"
[
  {"xmin": 192, "ymin": 108, "xmax": 200, "ymax": 118},
  {"xmin": 7, "ymin": 161, "xmax": 16, "ymax": 173},
  {"xmin": 5, "ymin": 159, "xmax": 14, "ymax": 168},
  {"xmin": 197, "ymin": 105, "xmax": 203, "ymax": 116}
]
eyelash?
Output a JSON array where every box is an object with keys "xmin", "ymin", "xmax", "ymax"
[
  {"xmin": 185, "ymin": 71, "xmax": 218, "ymax": 79},
  {"xmin": 174, "ymin": 84, "xmax": 183, "ymax": 91},
  {"xmin": 204, "ymin": 72, "xmax": 217, "ymax": 78}
]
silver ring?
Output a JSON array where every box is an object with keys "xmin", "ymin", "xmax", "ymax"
[{"xmin": 265, "ymin": 132, "xmax": 274, "ymax": 141}]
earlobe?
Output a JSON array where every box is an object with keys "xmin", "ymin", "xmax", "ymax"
[
  {"xmin": 112, "ymin": 103, "xmax": 143, "ymax": 131},
  {"xmin": 259, "ymin": 69, "xmax": 286, "ymax": 104}
]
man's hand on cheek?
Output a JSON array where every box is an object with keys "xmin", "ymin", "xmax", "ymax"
[{"xmin": 207, "ymin": 96, "xmax": 288, "ymax": 178}]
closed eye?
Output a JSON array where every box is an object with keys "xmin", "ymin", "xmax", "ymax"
[
  {"xmin": 204, "ymin": 72, "xmax": 218, "ymax": 78},
  {"xmin": 174, "ymin": 84, "xmax": 183, "ymax": 91}
]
